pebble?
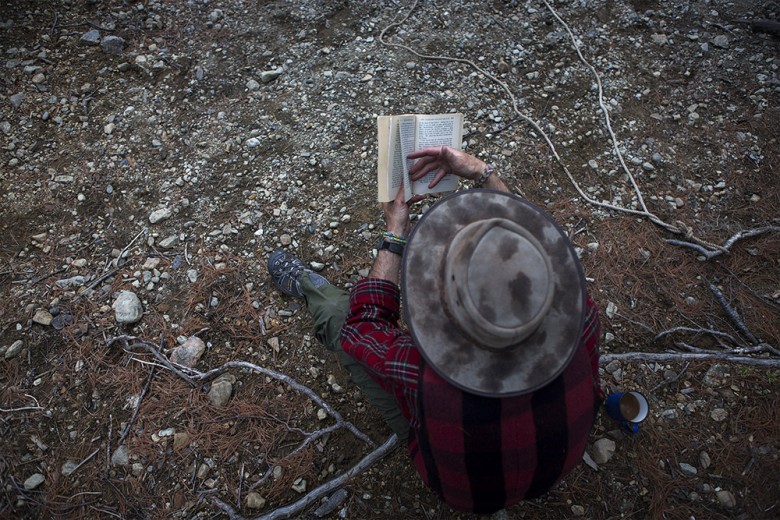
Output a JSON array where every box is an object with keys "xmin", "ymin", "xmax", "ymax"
[
  {"xmin": 158, "ymin": 236, "xmax": 178, "ymax": 249},
  {"xmin": 32, "ymin": 309, "xmax": 53, "ymax": 326},
  {"xmin": 679, "ymin": 462, "xmax": 697, "ymax": 476},
  {"xmin": 111, "ymin": 444, "xmax": 130, "ymax": 466},
  {"xmin": 170, "ymin": 336, "xmax": 206, "ymax": 368},
  {"xmin": 592, "ymin": 438, "xmax": 616, "ymax": 464},
  {"xmin": 208, "ymin": 379, "xmax": 233, "ymax": 406},
  {"xmin": 699, "ymin": 451, "xmax": 711, "ymax": 469},
  {"xmin": 32, "ymin": 72, "xmax": 45, "ymax": 84},
  {"xmin": 716, "ymin": 490, "xmax": 736, "ymax": 508},
  {"xmin": 61, "ymin": 461, "xmax": 78, "ymax": 476},
  {"xmin": 651, "ymin": 33, "xmax": 668, "ymax": 45},
  {"xmin": 606, "ymin": 301, "xmax": 617, "ymax": 319},
  {"xmin": 712, "ymin": 35, "xmax": 729, "ymax": 49},
  {"xmin": 80, "ymin": 29, "xmax": 101, "ymax": 45},
  {"xmin": 292, "ymin": 477, "xmax": 307, "ymax": 493},
  {"xmin": 149, "ymin": 207, "xmax": 172, "ymax": 224},
  {"xmin": 703, "ymin": 364, "xmax": 729, "ymax": 387},
  {"xmin": 260, "ymin": 67, "xmax": 284, "ymax": 83},
  {"xmin": 173, "ymin": 432, "xmax": 190, "ymax": 449},
  {"xmin": 571, "ymin": 504, "xmax": 585, "ymax": 516},
  {"xmin": 246, "ymin": 137, "xmax": 261, "ymax": 148},
  {"xmin": 5, "ymin": 340, "xmax": 24, "ymax": 359},
  {"xmin": 114, "ymin": 290, "xmax": 143, "ymax": 324},
  {"xmin": 24, "ymin": 473, "xmax": 45, "ymax": 490},
  {"xmin": 9, "ymin": 92, "xmax": 24, "ymax": 109},
  {"xmin": 710, "ymin": 408, "xmax": 728, "ymax": 422},
  {"xmin": 246, "ymin": 78, "xmax": 260, "ymax": 90},
  {"xmin": 101, "ymin": 35, "xmax": 126, "ymax": 55},
  {"xmin": 246, "ymin": 492, "xmax": 267, "ymax": 509}
]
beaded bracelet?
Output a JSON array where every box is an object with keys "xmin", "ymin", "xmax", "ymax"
[
  {"xmin": 383, "ymin": 231, "xmax": 407, "ymax": 244},
  {"xmin": 474, "ymin": 164, "xmax": 495, "ymax": 187}
]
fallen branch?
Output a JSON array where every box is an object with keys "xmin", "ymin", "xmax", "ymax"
[
  {"xmin": 654, "ymin": 326, "xmax": 739, "ymax": 345},
  {"xmin": 212, "ymin": 434, "xmax": 400, "ymax": 520},
  {"xmin": 600, "ymin": 351, "xmax": 780, "ymax": 367},
  {"xmin": 665, "ymin": 226, "xmax": 780, "ymax": 260},
  {"xmin": 709, "ymin": 284, "xmax": 760, "ymax": 345},
  {"xmin": 118, "ymin": 367, "xmax": 155, "ymax": 444}
]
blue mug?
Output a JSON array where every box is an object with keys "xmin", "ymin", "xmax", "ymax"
[{"xmin": 605, "ymin": 391, "xmax": 649, "ymax": 433}]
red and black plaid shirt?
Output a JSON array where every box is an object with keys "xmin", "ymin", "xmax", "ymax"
[{"xmin": 341, "ymin": 278, "xmax": 601, "ymax": 513}]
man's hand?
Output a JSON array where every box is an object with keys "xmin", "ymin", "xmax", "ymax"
[
  {"xmin": 382, "ymin": 187, "xmax": 425, "ymax": 237},
  {"xmin": 371, "ymin": 187, "xmax": 424, "ymax": 283},
  {"xmin": 407, "ymin": 146, "xmax": 488, "ymax": 188}
]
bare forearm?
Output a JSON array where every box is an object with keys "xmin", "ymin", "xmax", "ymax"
[
  {"xmin": 368, "ymin": 250, "xmax": 403, "ymax": 284},
  {"xmin": 482, "ymin": 171, "xmax": 510, "ymax": 192}
]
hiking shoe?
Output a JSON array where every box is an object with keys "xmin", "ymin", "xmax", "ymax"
[{"xmin": 267, "ymin": 250, "xmax": 330, "ymax": 298}]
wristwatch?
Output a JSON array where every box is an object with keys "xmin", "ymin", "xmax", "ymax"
[{"xmin": 375, "ymin": 238, "xmax": 404, "ymax": 256}]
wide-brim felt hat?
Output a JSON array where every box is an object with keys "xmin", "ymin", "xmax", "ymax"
[{"xmin": 401, "ymin": 189, "xmax": 586, "ymax": 397}]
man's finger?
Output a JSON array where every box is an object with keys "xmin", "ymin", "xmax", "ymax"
[
  {"xmin": 407, "ymin": 146, "xmax": 444, "ymax": 160},
  {"xmin": 428, "ymin": 169, "xmax": 446, "ymax": 189},
  {"xmin": 408, "ymin": 155, "xmax": 435, "ymax": 176}
]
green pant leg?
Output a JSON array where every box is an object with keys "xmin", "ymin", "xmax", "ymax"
[{"xmin": 301, "ymin": 275, "xmax": 409, "ymax": 440}]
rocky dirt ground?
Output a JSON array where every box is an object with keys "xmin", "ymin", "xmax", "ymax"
[{"xmin": 1, "ymin": 0, "xmax": 779, "ymax": 518}]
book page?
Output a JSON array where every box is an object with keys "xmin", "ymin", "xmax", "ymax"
[
  {"xmin": 376, "ymin": 116, "xmax": 393, "ymax": 202},
  {"xmin": 398, "ymin": 115, "xmax": 416, "ymax": 202},
  {"xmin": 411, "ymin": 113, "xmax": 463, "ymax": 195},
  {"xmin": 388, "ymin": 118, "xmax": 406, "ymax": 200}
]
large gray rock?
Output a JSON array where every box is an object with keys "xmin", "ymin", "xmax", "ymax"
[
  {"xmin": 208, "ymin": 374, "xmax": 236, "ymax": 406},
  {"xmin": 170, "ymin": 336, "xmax": 206, "ymax": 368},
  {"xmin": 260, "ymin": 67, "xmax": 284, "ymax": 83},
  {"xmin": 32, "ymin": 309, "xmax": 53, "ymax": 326},
  {"xmin": 80, "ymin": 29, "xmax": 101, "ymax": 45},
  {"xmin": 24, "ymin": 473, "xmax": 45, "ymax": 490},
  {"xmin": 111, "ymin": 444, "xmax": 129, "ymax": 466},
  {"xmin": 114, "ymin": 291, "xmax": 143, "ymax": 324},
  {"xmin": 592, "ymin": 438, "xmax": 616, "ymax": 464},
  {"xmin": 101, "ymin": 35, "xmax": 126, "ymax": 55},
  {"xmin": 9, "ymin": 92, "xmax": 24, "ymax": 109},
  {"xmin": 5, "ymin": 340, "xmax": 24, "ymax": 359},
  {"xmin": 149, "ymin": 207, "xmax": 172, "ymax": 224}
]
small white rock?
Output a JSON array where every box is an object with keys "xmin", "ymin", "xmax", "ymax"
[
  {"xmin": 592, "ymin": 438, "xmax": 616, "ymax": 464},
  {"xmin": 114, "ymin": 291, "xmax": 143, "ymax": 324},
  {"xmin": 24, "ymin": 473, "xmax": 45, "ymax": 490},
  {"xmin": 149, "ymin": 207, "xmax": 172, "ymax": 224}
]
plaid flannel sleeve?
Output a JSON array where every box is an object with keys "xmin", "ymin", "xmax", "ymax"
[{"xmin": 340, "ymin": 278, "xmax": 421, "ymax": 417}]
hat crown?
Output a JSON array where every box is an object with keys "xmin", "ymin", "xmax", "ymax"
[{"xmin": 443, "ymin": 218, "xmax": 555, "ymax": 350}]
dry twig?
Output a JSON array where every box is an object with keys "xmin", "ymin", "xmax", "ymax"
[{"xmin": 0, "ymin": 394, "xmax": 44, "ymax": 413}]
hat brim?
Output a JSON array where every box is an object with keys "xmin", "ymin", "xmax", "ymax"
[{"xmin": 402, "ymin": 190, "xmax": 585, "ymax": 397}]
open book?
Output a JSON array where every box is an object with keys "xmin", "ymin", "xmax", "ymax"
[{"xmin": 377, "ymin": 113, "xmax": 464, "ymax": 202}]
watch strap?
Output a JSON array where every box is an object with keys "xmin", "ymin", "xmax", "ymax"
[{"xmin": 378, "ymin": 239, "xmax": 404, "ymax": 256}]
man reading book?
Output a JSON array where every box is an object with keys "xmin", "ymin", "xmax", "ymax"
[{"xmin": 267, "ymin": 146, "xmax": 602, "ymax": 514}]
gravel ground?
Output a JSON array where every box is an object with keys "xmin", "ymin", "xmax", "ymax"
[{"xmin": 1, "ymin": 0, "xmax": 779, "ymax": 518}]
